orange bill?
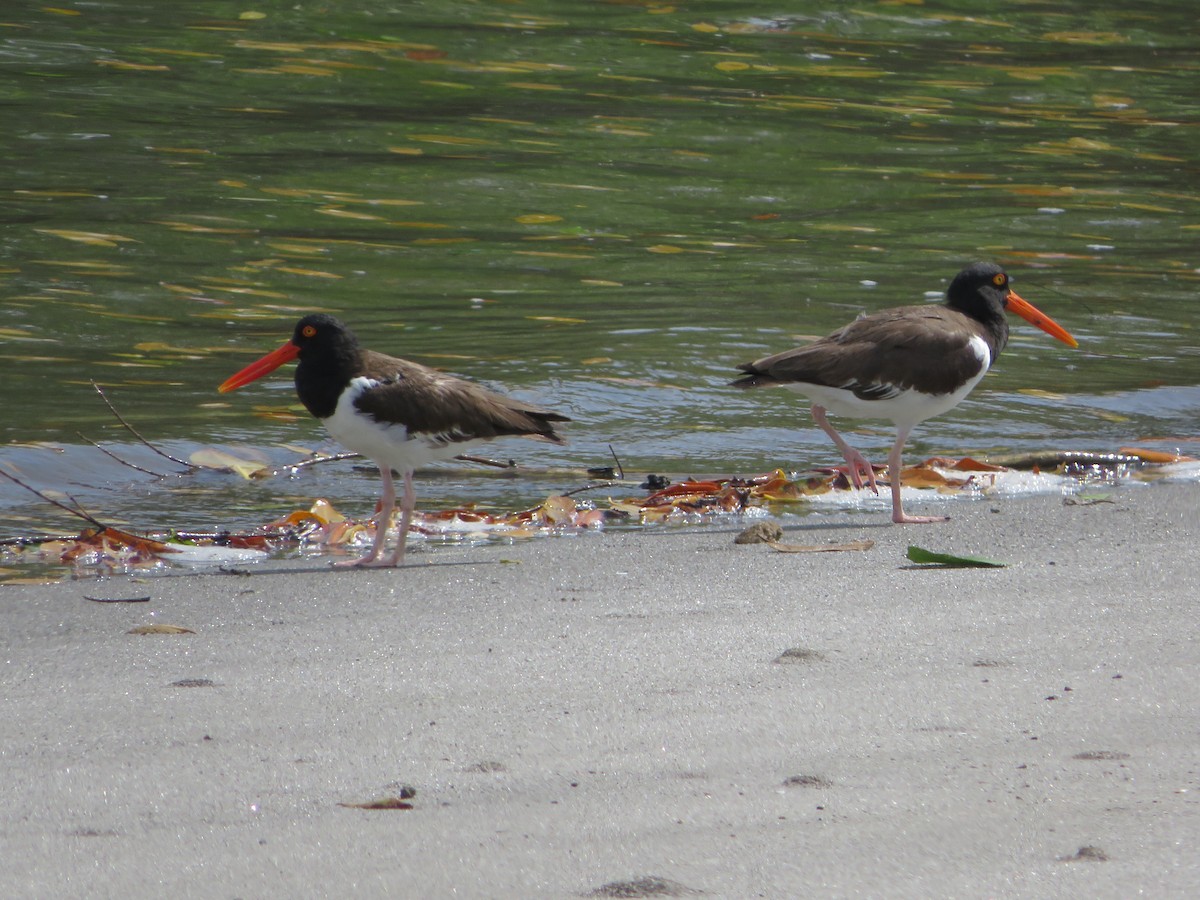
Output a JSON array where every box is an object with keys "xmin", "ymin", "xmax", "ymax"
[
  {"xmin": 1006, "ymin": 290, "xmax": 1078, "ymax": 348},
  {"xmin": 218, "ymin": 340, "xmax": 300, "ymax": 393}
]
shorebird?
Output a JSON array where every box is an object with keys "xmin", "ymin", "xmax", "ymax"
[
  {"xmin": 219, "ymin": 314, "xmax": 569, "ymax": 566},
  {"xmin": 731, "ymin": 262, "xmax": 1077, "ymax": 523}
]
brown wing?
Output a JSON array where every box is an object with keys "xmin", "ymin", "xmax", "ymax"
[
  {"xmin": 732, "ymin": 306, "xmax": 992, "ymax": 397},
  {"xmin": 353, "ymin": 351, "xmax": 568, "ymax": 444}
]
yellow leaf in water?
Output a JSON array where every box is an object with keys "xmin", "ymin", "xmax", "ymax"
[
  {"xmin": 1064, "ymin": 137, "xmax": 1116, "ymax": 152},
  {"xmin": 309, "ymin": 498, "xmax": 346, "ymax": 524},
  {"xmin": 128, "ymin": 624, "xmax": 195, "ymax": 635},
  {"xmin": 35, "ymin": 229, "xmax": 138, "ymax": 247},
  {"xmin": 515, "ymin": 214, "xmax": 563, "ymax": 224},
  {"xmin": 273, "ymin": 64, "xmax": 339, "ymax": 77},
  {"xmin": 1017, "ymin": 388, "xmax": 1067, "ymax": 400},
  {"xmin": 15, "ymin": 189, "xmax": 103, "ymax": 198},
  {"xmin": 1120, "ymin": 201, "xmax": 1178, "ymax": 214},
  {"xmin": 96, "ymin": 59, "xmax": 170, "ymax": 71},
  {"xmin": 317, "ymin": 207, "xmax": 382, "ymax": 221},
  {"xmin": 526, "ymin": 315, "xmax": 586, "ymax": 324},
  {"xmin": 233, "ymin": 39, "xmax": 308, "ymax": 53},
  {"xmin": 714, "ymin": 60, "xmax": 751, "ymax": 72},
  {"xmin": 1042, "ymin": 31, "xmax": 1127, "ymax": 45},
  {"xmin": 274, "ymin": 266, "xmax": 342, "ymax": 279},
  {"xmin": 31, "ymin": 259, "xmax": 133, "ymax": 275},
  {"xmin": 1092, "ymin": 93, "xmax": 1134, "ymax": 108},
  {"xmin": 581, "ymin": 279, "xmax": 623, "ymax": 287},
  {"xmin": 266, "ymin": 242, "xmax": 329, "ymax": 255},
  {"xmin": 153, "ymin": 220, "xmax": 255, "ymax": 234},
  {"xmin": 132, "ymin": 341, "xmax": 202, "ymax": 354},
  {"xmin": 810, "ymin": 224, "xmax": 879, "ymax": 233},
  {"xmin": 692, "ymin": 22, "xmax": 719, "ymax": 33},
  {"xmin": 507, "ymin": 81, "xmax": 565, "ymax": 91},
  {"xmin": 239, "ymin": 11, "xmax": 267, "ymax": 19},
  {"xmin": 410, "ymin": 134, "xmax": 489, "ymax": 145},
  {"xmin": 347, "ymin": 198, "xmax": 423, "ymax": 207},
  {"xmin": 593, "ymin": 125, "xmax": 652, "ymax": 137},
  {"xmin": 189, "ymin": 448, "xmax": 271, "ymax": 479},
  {"xmin": 647, "ymin": 244, "xmax": 683, "ymax": 254}
]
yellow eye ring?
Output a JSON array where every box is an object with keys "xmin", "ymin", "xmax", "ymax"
[
  {"xmin": 992, "ymin": 273, "xmax": 1006, "ymax": 287},
  {"xmin": 302, "ymin": 324, "xmax": 317, "ymax": 337}
]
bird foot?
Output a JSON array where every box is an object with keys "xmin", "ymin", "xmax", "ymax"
[
  {"xmin": 840, "ymin": 456, "xmax": 880, "ymax": 494},
  {"xmin": 892, "ymin": 512, "xmax": 950, "ymax": 525},
  {"xmin": 333, "ymin": 553, "xmax": 399, "ymax": 568}
]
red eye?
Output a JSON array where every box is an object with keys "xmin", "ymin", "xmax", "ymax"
[{"xmin": 302, "ymin": 324, "xmax": 317, "ymax": 337}]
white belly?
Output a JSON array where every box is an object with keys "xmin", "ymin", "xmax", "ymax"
[
  {"xmin": 322, "ymin": 377, "xmax": 474, "ymax": 472},
  {"xmin": 785, "ymin": 334, "xmax": 991, "ymax": 427}
]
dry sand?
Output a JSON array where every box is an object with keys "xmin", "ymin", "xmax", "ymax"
[{"xmin": 2, "ymin": 481, "xmax": 1198, "ymax": 898}]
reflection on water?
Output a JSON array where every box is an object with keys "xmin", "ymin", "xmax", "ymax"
[{"xmin": 1, "ymin": 2, "xmax": 1197, "ymax": 537}]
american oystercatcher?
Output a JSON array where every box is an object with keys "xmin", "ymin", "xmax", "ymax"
[
  {"xmin": 731, "ymin": 262, "xmax": 1078, "ymax": 523},
  {"xmin": 219, "ymin": 314, "xmax": 569, "ymax": 567}
]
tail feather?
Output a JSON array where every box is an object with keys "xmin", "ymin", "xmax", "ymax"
[{"xmin": 730, "ymin": 365, "xmax": 777, "ymax": 389}]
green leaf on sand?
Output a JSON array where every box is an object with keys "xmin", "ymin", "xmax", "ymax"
[{"xmin": 906, "ymin": 545, "xmax": 1006, "ymax": 568}]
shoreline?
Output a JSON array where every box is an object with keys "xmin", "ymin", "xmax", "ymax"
[{"xmin": 3, "ymin": 480, "xmax": 1198, "ymax": 897}]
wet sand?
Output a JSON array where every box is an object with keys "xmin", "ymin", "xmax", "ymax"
[{"xmin": 3, "ymin": 481, "xmax": 1198, "ymax": 898}]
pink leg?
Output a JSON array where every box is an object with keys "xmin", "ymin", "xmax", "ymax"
[
  {"xmin": 335, "ymin": 464, "xmax": 397, "ymax": 568},
  {"xmin": 811, "ymin": 404, "xmax": 879, "ymax": 495},
  {"xmin": 887, "ymin": 425, "xmax": 947, "ymax": 525},
  {"xmin": 383, "ymin": 469, "xmax": 416, "ymax": 567}
]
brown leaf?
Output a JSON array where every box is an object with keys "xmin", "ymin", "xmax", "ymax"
[
  {"xmin": 337, "ymin": 797, "xmax": 414, "ymax": 810},
  {"xmin": 127, "ymin": 624, "xmax": 195, "ymax": 635},
  {"xmin": 1118, "ymin": 446, "xmax": 1191, "ymax": 463}
]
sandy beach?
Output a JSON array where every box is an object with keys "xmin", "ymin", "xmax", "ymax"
[{"xmin": 2, "ymin": 480, "xmax": 1198, "ymax": 898}]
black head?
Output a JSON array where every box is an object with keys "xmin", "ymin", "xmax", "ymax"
[
  {"xmin": 290, "ymin": 313, "xmax": 359, "ymax": 359},
  {"xmin": 945, "ymin": 262, "xmax": 1013, "ymax": 320},
  {"xmin": 286, "ymin": 314, "xmax": 366, "ymax": 418}
]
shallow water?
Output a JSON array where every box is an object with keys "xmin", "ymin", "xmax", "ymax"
[{"xmin": 2, "ymin": 2, "xmax": 1198, "ymax": 538}]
